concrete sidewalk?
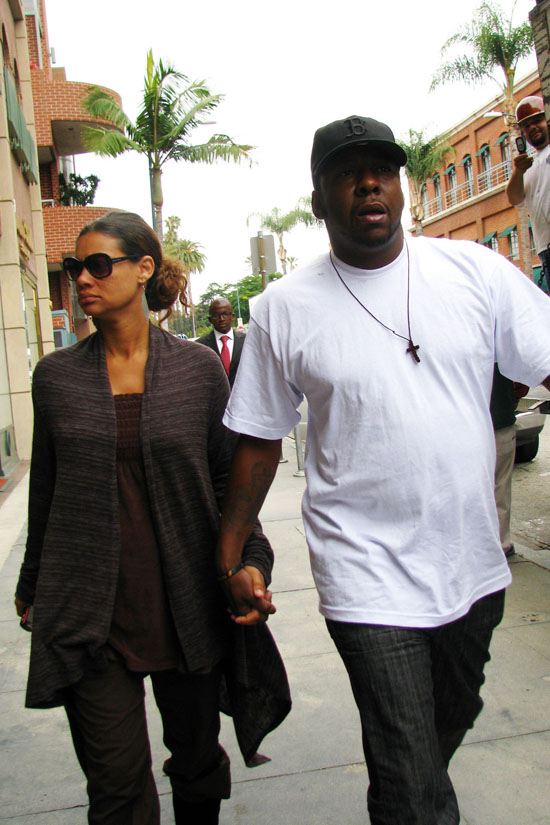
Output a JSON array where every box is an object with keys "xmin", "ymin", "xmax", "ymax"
[{"xmin": 1, "ymin": 439, "xmax": 549, "ymax": 825}]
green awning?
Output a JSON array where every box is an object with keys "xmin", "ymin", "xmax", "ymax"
[
  {"xmin": 498, "ymin": 225, "xmax": 516, "ymax": 237},
  {"xmin": 443, "ymin": 165, "xmax": 455, "ymax": 176},
  {"xmin": 475, "ymin": 144, "xmax": 489, "ymax": 156},
  {"xmin": 480, "ymin": 231, "xmax": 497, "ymax": 244},
  {"xmin": 458, "ymin": 156, "xmax": 471, "ymax": 166},
  {"xmin": 494, "ymin": 133, "xmax": 508, "ymax": 146}
]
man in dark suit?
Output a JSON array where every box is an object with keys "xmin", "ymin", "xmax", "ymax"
[{"xmin": 197, "ymin": 297, "xmax": 246, "ymax": 387}]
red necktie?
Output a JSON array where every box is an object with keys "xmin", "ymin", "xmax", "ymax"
[{"xmin": 220, "ymin": 335, "xmax": 230, "ymax": 376}]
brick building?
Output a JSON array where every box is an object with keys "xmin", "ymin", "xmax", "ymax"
[
  {"xmin": 26, "ymin": 0, "xmax": 122, "ymax": 341},
  {"xmin": 0, "ymin": 0, "xmax": 53, "ymax": 467},
  {"xmin": 408, "ymin": 70, "xmax": 544, "ymax": 289}
]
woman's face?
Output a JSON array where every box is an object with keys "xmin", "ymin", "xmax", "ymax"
[{"xmin": 74, "ymin": 231, "xmax": 152, "ymax": 320}]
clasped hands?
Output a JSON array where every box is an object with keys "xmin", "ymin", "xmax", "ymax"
[{"xmin": 221, "ymin": 564, "xmax": 276, "ymax": 625}]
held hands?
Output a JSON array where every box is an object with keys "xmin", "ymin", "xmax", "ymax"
[{"xmin": 221, "ymin": 565, "xmax": 276, "ymax": 625}]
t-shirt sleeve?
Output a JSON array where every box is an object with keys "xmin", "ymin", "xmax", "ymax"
[
  {"xmin": 492, "ymin": 255, "xmax": 550, "ymax": 387},
  {"xmin": 223, "ymin": 316, "xmax": 303, "ymax": 438}
]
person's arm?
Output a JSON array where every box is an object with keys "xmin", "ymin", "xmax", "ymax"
[
  {"xmin": 506, "ymin": 154, "xmax": 533, "ymax": 205},
  {"xmin": 216, "ymin": 434, "xmax": 282, "ymax": 625},
  {"xmin": 15, "ymin": 389, "xmax": 56, "ymax": 617}
]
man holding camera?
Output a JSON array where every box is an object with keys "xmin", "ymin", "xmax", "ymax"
[{"xmin": 506, "ymin": 95, "xmax": 550, "ymax": 292}]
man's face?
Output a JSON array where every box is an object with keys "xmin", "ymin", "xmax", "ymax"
[
  {"xmin": 312, "ymin": 146, "xmax": 404, "ymax": 268},
  {"xmin": 209, "ymin": 300, "xmax": 234, "ymax": 333},
  {"xmin": 522, "ymin": 114, "xmax": 549, "ymax": 150}
]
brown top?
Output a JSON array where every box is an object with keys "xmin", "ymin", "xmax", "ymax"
[{"xmin": 108, "ymin": 393, "xmax": 181, "ymax": 671}]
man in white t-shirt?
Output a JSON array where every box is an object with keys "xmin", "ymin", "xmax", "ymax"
[
  {"xmin": 216, "ymin": 116, "xmax": 550, "ymax": 825},
  {"xmin": 506, "ymin": 95, "xmax": 550, "ymax": 292}
]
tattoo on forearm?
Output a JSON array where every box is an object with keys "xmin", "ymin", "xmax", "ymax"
[{"xmin": 224, "ymin": 460, "xmax": 275, "ymax": 532}]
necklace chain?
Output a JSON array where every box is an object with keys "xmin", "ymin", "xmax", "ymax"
[{"xmin": 329, "ymin": 244, "xmax": 421, "ymax": 363}]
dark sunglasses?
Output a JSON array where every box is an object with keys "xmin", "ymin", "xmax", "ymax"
[{"xmin": 62, "ymin": 253, "xmax": 137, "ymax": 281}]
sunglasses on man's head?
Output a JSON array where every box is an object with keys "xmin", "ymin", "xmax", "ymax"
[{"xmin": 62, "ymin": 253, "xmax": 137, "ymax": 281}]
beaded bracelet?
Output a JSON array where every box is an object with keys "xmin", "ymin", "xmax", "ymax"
[{"xmin": 217, "ymin": 561, "xmax": 245, "ymax": 583}]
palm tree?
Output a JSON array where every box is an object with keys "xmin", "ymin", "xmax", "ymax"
[
  {"xmin": 430, "ymin": 0, "xmax": 534, "ymax": 273},
  {"xmin": 249, "ymin": 197, "xmax": 321, "ymax": 274},
  {"xmin": 82, "ymin": 50, "xmax": 252, "ymax": 239},
  {"xmin": 163, "ymin": 215, "xmax": 206, "ymax": 337},
  {"xmin": 398, "ymin": 130, "xmax": 454, "ymax": 235}
]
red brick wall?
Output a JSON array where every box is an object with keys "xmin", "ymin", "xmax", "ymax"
[
  {"xmin": 48, "ymin": 271, "xmax": 61, "ymax": 309},
  {"xmin": 417, "ymin": 74, "xmax": 542, "ymax": 275},
  {"xmin": 39, "ymin": 163, "xmax": 53, "ymax": 200},
  {"xmin": 31, "ymin": 70, "xmax": 122, "ymax": 148},
  {"xmin": 43, "ymin": 205, "xmax": 112, "ymax": 263}
]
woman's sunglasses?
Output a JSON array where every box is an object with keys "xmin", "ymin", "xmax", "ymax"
[{"xmin": 62, "ymin": 253, "xmax": 137, "ymax": 281}]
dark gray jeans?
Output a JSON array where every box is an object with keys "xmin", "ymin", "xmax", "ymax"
[{"xmin": 327, "ymin": 589, "xmax": 505, "ymax": 825}]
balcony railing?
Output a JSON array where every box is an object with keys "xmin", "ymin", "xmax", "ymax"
[{"xmin": 423, "ymin": 159, "xmax": 512, "ymax": 220}]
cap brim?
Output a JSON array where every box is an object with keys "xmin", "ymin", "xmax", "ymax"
[{"xmin": 313, "ymin": 139, "xmax": 407, "ymax": 182}]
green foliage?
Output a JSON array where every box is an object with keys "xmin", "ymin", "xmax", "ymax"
[
  {"xmin": 249, "ymin": 196, "xmax": 322, "ymax": 274},
  {"xmin": 430, "ymin": 1, "xmax": 533, "ymax": 97},
  {"xmin": 163, "ymin": 216, "xmax": 206, "ymax": 274},
  {"xmin": 398, "ymin": 130, "xmax": 454, "ymax": 186},
  {"xmin": 58, "ymin": 173, "xmax": 100, "ymax": 206},
  {"xmin": 196, "ymin": 272, "xmax": 282, "ymax": 331}
]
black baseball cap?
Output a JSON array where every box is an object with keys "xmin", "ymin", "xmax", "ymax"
[{"xmin": 311, "ymin": 116, "xmax": 407, "ymax": 185}]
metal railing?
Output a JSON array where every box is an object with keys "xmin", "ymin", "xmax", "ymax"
[{"xmin": 423, "ymin": 159, "xmax": 513, "ymax": 219}]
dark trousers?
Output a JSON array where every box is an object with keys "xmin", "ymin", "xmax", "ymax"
[
  {"xmin": 64, "ymin": 656, "xmax": 230, "ymax": 825},
  {"xmin": 326, "ymin": 589, "xmax": 505, "ymax": 825},
  {"xmin": 539, "ymin": 248, "xmax": 550, "ymax": 294}
]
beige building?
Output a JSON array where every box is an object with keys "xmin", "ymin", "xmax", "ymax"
[{"xmin": 0, "ymin": 0, "xmax": 54, "ymax": 471}]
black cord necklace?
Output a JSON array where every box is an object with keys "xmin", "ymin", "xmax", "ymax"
[{"xmin": 329, "ymin": 243, "xmax": 421, "ymax": 363}]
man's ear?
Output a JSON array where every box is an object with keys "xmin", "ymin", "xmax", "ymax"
[{"xmin": 312, "ymin": 189, "xmax": 326, "ymax": 220}]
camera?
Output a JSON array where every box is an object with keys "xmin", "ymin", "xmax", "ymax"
[{"xmin": 515, "ymin": 136, "xmax": 527, "ymax": 154}]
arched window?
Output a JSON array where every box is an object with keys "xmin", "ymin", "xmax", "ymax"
[
  {"xmin": 461, "ymin": 155, "xmax": 474, "ymax": 197},
  {"xmin": 421, "ymin": 183, "xmax": 428, "ymax": 213},
  {"xmin": 476, "ymin": 144, "xmax": 492, "ymax": 191},
  {"xmin": 444, "ymin": 164, "xmax": 457, "ymax": 206},
  {"xmin": 432, "ymin": 173, "xmax": 442, "ymax": 212}
]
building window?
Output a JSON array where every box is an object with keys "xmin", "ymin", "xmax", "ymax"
[
  {"xmin": 445, "ymin": 164, "xmax": 457, "ymax": 206},
  {"xmin": 421, "ymin": 183, "xmax": 428, "ymax": 213},
  {"xmin": 433, "ymin": 174, "xmax": 442, "ymax": 212},
  {"xmin": 462, "ymin": 155, "xmax": 474, "ymax": 197},
  {"xmin": 498, "ymin": 133, "xmax": 511, "ymax": 165},
  {"xmin": 481, "ymin": 231, "xmax": 498, "ymax": 253},
  {"xmin": 477, "ymin": 144, "xmax": 492, "ymax": 191},
  {"xmin": 499, "ymin": 225, "xmax": 519, "ymax": 260}
]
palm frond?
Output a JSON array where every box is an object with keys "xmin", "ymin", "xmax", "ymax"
[
  {"xmin": 82, "ymin": 87, "xmax": 133, "ymax": 132},
  {"xmin": 81, "ymin": 126, "xmax": 144, "ymax": 157},
  {"xmin": 169, "ymin": 135, "xmax": 253, "ymax": 166},
  {"xmin": 430, "ymin": 0, "xmax": 533, "ymax": 93}
]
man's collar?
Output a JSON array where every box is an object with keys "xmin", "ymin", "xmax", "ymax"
[{"xmin": 214, "ymin": 327, "xmax": 234, "ymax": 341}]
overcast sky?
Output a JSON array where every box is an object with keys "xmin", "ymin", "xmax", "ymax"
[{"xmin": 43, "ymin": 0, "xmax": 538, "ymax": 298}]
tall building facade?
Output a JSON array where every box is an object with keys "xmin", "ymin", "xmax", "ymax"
[
  {"xmin": 408, "ymin": 71, "xmax": 544, "ymax": 289},
  {"xmin": 0, "ymin": 0, "xmax": 53, "ymax": 468},
  {"xmin": 26, "ymin": 0, "xmax": 121, "ymax": 343}
]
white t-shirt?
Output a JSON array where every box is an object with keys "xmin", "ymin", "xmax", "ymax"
[
  {"xmin": 224, "ymin": 237, "xmax": 550, "ymax": 628},
  {"xmin": 524, "ymin": 143, "xmax": 550, "ymax": 253}
]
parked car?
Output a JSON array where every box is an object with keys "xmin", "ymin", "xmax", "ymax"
[{"xmin": 514, "ymin": 387, "xmax": 550, "ymax": 463}]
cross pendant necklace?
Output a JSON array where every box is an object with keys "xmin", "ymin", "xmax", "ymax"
[{"xmin": 329, "ymin": 243, "xmax": 421, "ymax": 363}]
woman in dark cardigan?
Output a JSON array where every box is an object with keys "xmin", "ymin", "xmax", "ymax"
[{"xmin": 15, "ymin": 212, "xmax": 283, "ymax": 825}]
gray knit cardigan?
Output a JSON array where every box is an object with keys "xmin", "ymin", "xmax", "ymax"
[{"xmin": 17, "ymin": 324, "xmax": 276, "ymax": 711}]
